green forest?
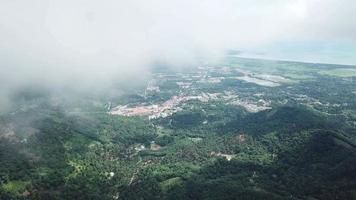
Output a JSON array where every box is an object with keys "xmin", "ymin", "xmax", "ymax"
[{"xmin": 1, "ymin": 58, "xmax": 356, "ymax": 200}]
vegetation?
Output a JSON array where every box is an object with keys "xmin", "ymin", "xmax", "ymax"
[
  {"xmin": 1, "ymin": 58, "xmax": 356, "ymax": 199},
  {"xmin": 319, "ymin": 68, "xmax": 356, "ymax": 77}
]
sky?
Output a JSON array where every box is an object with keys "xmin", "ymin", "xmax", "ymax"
[{"xmin": 0, "ymin": 0, "xmax": 356, "ymax": 109}]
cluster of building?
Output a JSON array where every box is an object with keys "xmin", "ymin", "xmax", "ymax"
[
  {"xmin": 176, "ymin": 82, "xmax": 192, "ymax": 89},
  {"xmin": 230, "ymin": 98, "xmax": 272, "ymax": 113},
  {"xmin": 109, "ymin": 95, "xmax": 206, "ymax": 119},
  {"xmin": 133, "ymin": 141, "xmax": 162, "ymax": 152},
  {"xmin": 110, "ymin": 65, "xmax": 288, "ymax": 118},
  {"xmin": 110, "ymin": 89, "xmax": 274, "ymax": 118}
]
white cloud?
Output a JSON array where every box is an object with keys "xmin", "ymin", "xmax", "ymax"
[{"xmin": 0, "ymin": 0, "xmax": 355, "ymax": 100}]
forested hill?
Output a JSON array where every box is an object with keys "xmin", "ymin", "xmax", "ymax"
[
  {"xmin": 1, "ymin": 96, "xmax": 356, "ymax": 199},
  {"xmin": 1, "ymin": 59, "xmax": 356, "ymax": 199}
]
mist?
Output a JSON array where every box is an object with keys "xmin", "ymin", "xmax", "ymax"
[{"xmin": 1, "ymin": 0, "xmax": 356, "ymax": 111}]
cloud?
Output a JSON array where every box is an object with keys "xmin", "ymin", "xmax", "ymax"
[
  {"xmin": 0, "ymin": 0, "xmax": 355, "ymax": 109},
  {"xmin": 280, "ymin": 0, "xmax": 356, "ymax": 43}
]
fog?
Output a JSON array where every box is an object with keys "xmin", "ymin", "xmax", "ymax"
[{"xmin": 1, "ymin": 0, "xmax": 355, "ymax": 110}]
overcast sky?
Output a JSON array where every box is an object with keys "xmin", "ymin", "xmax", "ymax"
[{"xmin": 0, "ymin": 0, "xmax": 355, "ymax": 107}]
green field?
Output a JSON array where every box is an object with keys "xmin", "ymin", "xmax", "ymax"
[{"xmin": 319, "ymin": 68, "xmax": 356, "ymax": 77}]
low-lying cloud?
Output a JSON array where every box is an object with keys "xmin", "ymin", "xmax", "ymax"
[{"xmin": 0, "ymin": 0, "xmax": 355, "ymax": 110}]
